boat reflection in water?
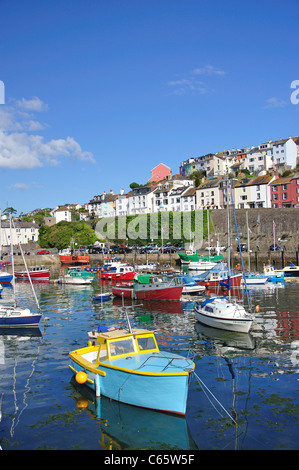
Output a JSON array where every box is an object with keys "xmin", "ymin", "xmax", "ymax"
[
  {"xmin": 70, "ymin": 378, "xmax": 198, "ymax": 451},
  {"xmin": 194, "ymin": 321, "xmax": 256, "ymax": 351}
]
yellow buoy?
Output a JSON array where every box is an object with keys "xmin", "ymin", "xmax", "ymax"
[{"xmin": 75, "ymin": 371, "xmax": 88, "ymax": 384}]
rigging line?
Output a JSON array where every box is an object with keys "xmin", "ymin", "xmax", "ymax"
[{"xmin": 193, "ymin": 371, "xmax": 237, "ymax": 426}]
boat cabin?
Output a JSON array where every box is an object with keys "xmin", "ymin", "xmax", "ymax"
[{"xmin": 85, "ymin": 328, "xmax": 160, "ymax": 363}]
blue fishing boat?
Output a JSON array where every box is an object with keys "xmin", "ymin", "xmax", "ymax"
[
  {"xmin": 0, "ymin": 306, "xmax": 42, "ymax": 327},
  {"xmin": 241, "ymin": 272, "xmax": 268, "ymax": 286},
  {"xmin": 0, "ymin": 271, "xmax": 13, "ymax": 284},
  {"xmin": 69, "ymin": 312, "xmax": 195, "ymax": 415},
  {"xmin": 263, "ymin": 265, "xmax": 285, "ymax": 282},
  {"xmin": 91, "ymin": 292, "xmax": 112, "ymax": 302},
  {"xmin": 176, "ymin": 274, "xmax": 205, "ymax": 295}
]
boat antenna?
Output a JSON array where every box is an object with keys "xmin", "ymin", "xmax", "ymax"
[{"xmin": 230, "ymin": 187, "xmax": 251, "ymax": 311}]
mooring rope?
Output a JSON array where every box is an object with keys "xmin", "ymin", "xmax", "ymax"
[{"xmin": 193, "ymin": 371, "xmax": 238, "ymax": 425}]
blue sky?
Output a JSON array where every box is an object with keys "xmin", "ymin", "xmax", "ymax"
[{"xmin": 0, "ymin": 0, "xmax": 298, "ymax": 214}]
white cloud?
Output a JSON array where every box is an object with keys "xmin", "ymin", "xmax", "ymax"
[
  {"xmin": 264, "ymin": 97, "xmax": 287, "ymax": 108},
  {"xmin": 192, "ymin": 65, "xmax": 226, "ymax": 76},
  {"xmin": 167, "ymin": 78, "xmax": 207, "ymax": 95},
  {"xmin": 0, "ymin": 130, "xmax": 95, "ymax": 169},
  {"xmin": 16, "ymin": 96, "xmax": 48, "ymax": 112},
  {"xmin": 0, "ymin": 96, "xmax": 95, "ymax": 169},
  {"xmin": 168, "ymin": 65, "xmax": 225, "ymax": 95},
  {"xmin": 9, "ymin": 183, "xmax": 30, "ymax": 190}
]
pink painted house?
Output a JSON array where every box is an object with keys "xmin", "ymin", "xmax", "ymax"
[{"xmin": 148, "ymin": 163, "xmax": 171, "ymax": 183}]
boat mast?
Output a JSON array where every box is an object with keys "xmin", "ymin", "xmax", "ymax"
[
  {"xmin": 226, "ymin": 170, "xmax": 231, "ymax": 301},
  {"xmin": 9, "ymin": 215, "xmax": 16, "ymax": 308},
  {"xmin": 230, "ymin": 187, "xmax": 251, "ymax": 312},
  {"xmin": 246, "ymin": 210, "xmax": 250, "ymax": 272}
]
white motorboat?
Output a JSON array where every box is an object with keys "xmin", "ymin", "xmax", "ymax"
[
  {"xmin": 195, "ymin": 175, "xmax": 255, "ymax": 334},
  {"xmin": 195, "ymin": 297, "xmax": 253, "ymax": 333}
]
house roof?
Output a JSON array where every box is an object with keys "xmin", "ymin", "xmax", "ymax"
[
  {"xmin": 151, "ymin": 162, "xmax": 171, "ymax": 171},
  {"xmin": 270, "ymin": 176, "xmax": 293, "ymax": 185},
  {"xmin": 197, "ymin": 178, "xmax": 223, "ymax": 190},
  {"xmin": 235, "ymin": 174, "xmax": 273, "ymax": 188},
  {"xmin": 182, "ymin": 187, "xmax": 196, "ymax": 196}
]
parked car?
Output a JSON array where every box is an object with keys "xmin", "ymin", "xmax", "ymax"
[
  {"xmin": 118, "ymin": 245, "xmax": 132, "ymax": 254},
  {"xmin": 269, "ymin": 244, "xmax": 279, "ymax": 251},
  {"xmin": 109, "ymin": 245, "xmax": 120, "ymax": 254},
  {"xmin": 236, "ymin": 243, "xmax": 247, "ymax": 252},
  {"xmin": 161, "ymin": 243, "xmax": 176, "ymax": 253},
  {"xmin": 147, "ymin": 248, "xmax": 160, "ymax": 254},
  {"xmin": 37, "ymin": 250, "xmax": 50, "ymax": 255}
]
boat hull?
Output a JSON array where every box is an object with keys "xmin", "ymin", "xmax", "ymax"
[
  {"xmin": 188, "ymin": 261, "xmax": 217, "ymax": 271},
  {"xmin": 91, "ymin": 293, "xmax": 112, "ymax": 302},
  {"xmin": 69, "ymin": 356, "xmax": 192, "ymax": 415},
  {"xmin": 195, "ymin": 297, "xmax": 253, "ymax": 333},
  {"xmin": 196, "ymin": 273, "xmax": 242, "ymax": 288},
  {"xmin": 282, "ymin": 266, "xmax": 299, "ymax": 277},
  {"xmin": 59, "ymin": 277, "xmax": 93, "ymax": 285},
  {"xmin": 112, "ymin": 284, "xmax": 183, "ymax": 300},
  {"xmin": 0, "ymin": 273, "xmax": 13, "ymax": 283},
  {"xmin": 15, "ymin": 270, "xmax": 50, "ymax": 280},
  {"xmin": 59, "ymin": 255, "xmax": 78, "ymax": 264},
  {"xmin": 241, "ymin": 277, "xmax": 267, "ymax": 286},
  {"xmin": 195, "ymin": 308, "xmax": 252, "ymax": 333},
  {"xmin": 99, "ymin": 271, "xmax": 136, "ymax": 281},
  {"xmin": 0, "ymin": 309, "xmax": 42, "ymax": 327}
]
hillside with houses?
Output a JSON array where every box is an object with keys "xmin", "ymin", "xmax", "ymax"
[{"xmin": 2, "ymin": 135, "xmax": 299, "ymax": 249}]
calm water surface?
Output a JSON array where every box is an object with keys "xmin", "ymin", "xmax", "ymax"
[{"xmin": 0, "ymin": 268, "xmax": 299, "ymax": 450}]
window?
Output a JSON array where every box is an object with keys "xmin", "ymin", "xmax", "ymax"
[
  {"xmin": 282, "ymin": 184, "xmax": 288, "ymax": 190},
  {"xmin": 137, "ymin": 336, "xmax": 157, "ymax": 351},
  {"xmin": 109, "ymin": 338, "xmax": 136, "ymax": 357},
  {"xmin": 283, "ymin": 193, "xmax": 288, "ymax": 200},
  {"xmin": 273, "ymin": 194, "xmax": 278, "ymax": 200},
  {"xmin": 272, "ymin": 186, "xmax": 277, "ymax": 192}
]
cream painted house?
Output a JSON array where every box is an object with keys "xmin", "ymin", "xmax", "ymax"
[{"xmin": 196, "ymin": 178, "xmax": 222, "ymax": 209}]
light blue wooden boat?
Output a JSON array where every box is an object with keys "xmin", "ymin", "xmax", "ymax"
[{"xmin": 69, "ymin": 316, "xmax": 195, "ymax": 415}]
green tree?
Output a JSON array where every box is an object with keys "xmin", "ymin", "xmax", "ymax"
[{"xmin": 3, "ymin": 207, "xmax": 17, "ymax": 216}]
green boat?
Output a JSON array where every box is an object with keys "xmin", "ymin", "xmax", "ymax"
[{"xmin": 178, "ymin": 249, "xmax": 223, "ymax": 264}]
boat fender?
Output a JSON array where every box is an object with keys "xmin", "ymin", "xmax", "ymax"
[
  {"xmin": 75, "ymin": 371, "xmax": 88, "ymax": 384},
  {"xmin": 95, "ymin": 374, "xmax": 101, "ymax": 397},
  {"xmin": 255, "ymin": 305, "xmax": 260, "ymax": 313}
]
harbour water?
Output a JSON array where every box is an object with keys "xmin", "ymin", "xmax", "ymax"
[{"xmin": 0, "ymin": 268, "xmax": 299, "ymax": 450}]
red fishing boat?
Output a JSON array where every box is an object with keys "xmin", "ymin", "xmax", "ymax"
[
  {"xmin": 192, "ymin": 262, "xmax": 242, "ymax": 288},
  {"xmin": 99, "ymin": 263, "xmax": 136, "ymax": 281},
  {"xmin": 112, "ymin": 274, "xmax": 183, "ymax": 300},
  {"xmin": 59, "ymin": 250, "xmax": 90, "ymax": 265},
  {"xmin": 14, "ymin": 265, "xmax": 50, "ymax": 280}
]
